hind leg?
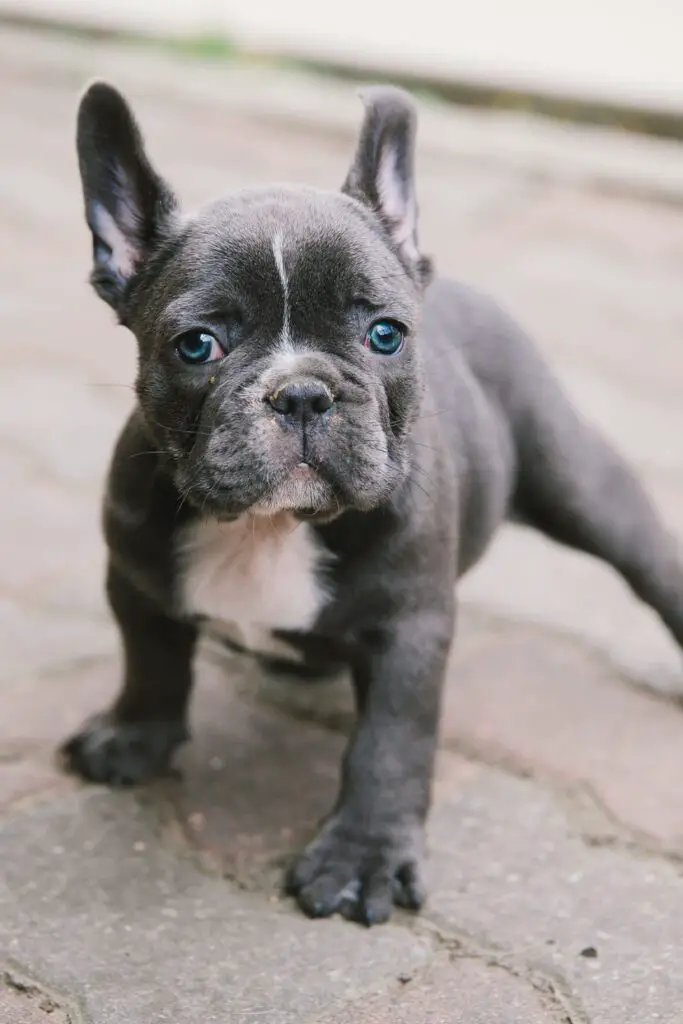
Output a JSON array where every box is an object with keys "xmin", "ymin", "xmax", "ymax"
[{"xmin": 511, "ymin": 379, "xmax": 683, "ymax": 649}]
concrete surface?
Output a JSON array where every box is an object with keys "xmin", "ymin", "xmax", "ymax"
[
  {"xmin": 2, "ymin": 0, "xmax": 683, "ymax": 115},
  {"xmin": 2, "ymin": 23, "xmax": 683, "ymax": 1024}
]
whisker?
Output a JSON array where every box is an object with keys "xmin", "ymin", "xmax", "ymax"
[
  {"xmin": 412, "ymin": 405, "xmax": 457, "ymax": 424},
  {"xmin": 408, "ymin": 439, "xmax": 441, "ymax": 455},
  {"xmin": 143, "ymin": 414, "xmax": 214, "ymax": 439},
  {"xmin": 408, "ymin": 464, "xmax": 438, "ymax": 502},
  {"xmin": 176, "ymin": 488, "xmax": 191, "ymax": 516}
]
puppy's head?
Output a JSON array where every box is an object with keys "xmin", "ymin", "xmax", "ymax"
[{"xmin": 77, "ymin": 82, "xmax": 432, "ymax": 520}]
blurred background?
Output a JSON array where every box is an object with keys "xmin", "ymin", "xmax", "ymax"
[
  {"xmin": 3, "ymin": 5, "xmax": 683, "ymax": 1022},
  {"xmin": 2, "ymin": 0, "xmax": 683, "ymax": 114}
]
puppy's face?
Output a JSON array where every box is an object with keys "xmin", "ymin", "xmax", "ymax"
[{"xmin": 77, "ymin": 84, "xmax": 431, "ymax": 520}]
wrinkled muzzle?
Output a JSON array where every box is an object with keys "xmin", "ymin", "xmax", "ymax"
[{"xmin": 176, "ymin": 350, "xmax": 403, "ymax": 520}]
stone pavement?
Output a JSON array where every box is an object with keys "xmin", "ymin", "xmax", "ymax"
[{"xmin": 2, "ymin": 23, "xmax": 683, "ymax": 1024}]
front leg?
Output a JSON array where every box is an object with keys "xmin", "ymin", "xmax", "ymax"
[
  {"xmin": 61, "ymin": 564, "xmax": 197, "ymax": 786},
  {"xmin": 287, "ymin": 605, "xmax": 454, "ymax": 925}
]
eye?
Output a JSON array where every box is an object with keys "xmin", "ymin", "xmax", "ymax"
[
  {"xmin": 364, "ymin": 320, "xmax": 404, "ymax": 356},
  {"xmin": 175, "ymin": 330, "xmax": 224, "ymax": 365}
]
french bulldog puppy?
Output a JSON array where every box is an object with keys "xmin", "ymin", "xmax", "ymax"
[{"xmin": 62, "ymin": 81, "xmax": 683, "ymax": 925}]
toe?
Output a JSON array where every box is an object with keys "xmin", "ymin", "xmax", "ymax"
[
  {"xmin": 59, "ymin": 715, "xmax": 184, "ymax": 786},
  {"xmin": 294, "ymin": 860, "xmax": 360, "ymax": 918},
  {"xmin": 393, "ymin": 862, "xmax": 425, "ymax": 911},
  {"xmin": 358, "ymin": 870, "xmax": 394, "ymax": 927},
  {"xmin": 285, "ymin": 851, "xmax": 318, "ymax": 895}
]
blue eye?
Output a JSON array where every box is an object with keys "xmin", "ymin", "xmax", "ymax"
[
  {"xmin": 176, "ymin": 331, "xmax": 224, "ymax": 365},
  {"xmin": 364, "ymin": 320, "xmax": 404, "ymax": 355}
]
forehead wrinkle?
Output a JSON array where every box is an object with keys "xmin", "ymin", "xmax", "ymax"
[
  {"xmin": 152, "ymin": 191, "xmax": 418, "ymax": 339},
  {"xmin": 157, "ymin": 291, "xmax": 222, "ymax": 335},
  {"xmin": 286, "ymin": 233, "xmax": 411, "ymax": 309}
]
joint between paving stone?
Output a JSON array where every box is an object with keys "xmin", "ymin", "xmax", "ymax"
[
  {"xmin": 410, "ymin": 917, "xmax": 593, "ymax": 1024},
  {"xmin": 557, "ymin": 780, "xmax": 683, "ymax": 864},
  {"xmin": 444, "ymin": 733, "xmax": 683, "ymax": 870},
  {"xmin": 131, "ymin": 785, "xmax": 239, "ymax": 881},
  {"xmin": 458, "ymin": 602, "xmax": 683, "ymax": 697},
  {"xmin": 1, "ymin": 959, "xmax": 87, "ymax": 1024},
  {"xmin": 298, "ymin": 948, "xmax": 444, "ymax": 1024},
  {"xmin": 0, "ymin": 778, "xmax": 77, "ymax": 819}
]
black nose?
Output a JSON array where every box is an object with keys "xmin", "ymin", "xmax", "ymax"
[{"xmin": 267, "ymin": 380, "xmax": 334, "ymax": 422}]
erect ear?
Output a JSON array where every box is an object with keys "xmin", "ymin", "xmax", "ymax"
[
  {"xmin": 76, "ymin": 81, "xmax": 178, "ymax": 313},
  {"xmin": 342, "ymin": 86, "xmax": 429, "ymax": 281}
]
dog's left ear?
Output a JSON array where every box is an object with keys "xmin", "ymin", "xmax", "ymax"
[
  {"xmin": 76, "ymin": 81, "xmax": 178, "ymax": 314},
  {"xmin": 343, "ymin": 86, "xmax": 429, "ymax": 281}
]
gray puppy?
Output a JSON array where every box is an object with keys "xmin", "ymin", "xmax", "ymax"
[{"xmin": 62, "ymin": 81, "xmax": 683, "ymax": 926}]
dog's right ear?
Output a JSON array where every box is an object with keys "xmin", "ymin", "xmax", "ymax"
[{"xmin": 76, "ymin": 82, "xmax": 177, "ymax": 313}]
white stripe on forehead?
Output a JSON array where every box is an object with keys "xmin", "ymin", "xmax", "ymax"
[{"xmin": 272, "ymin": 231, "xmax": 292, "ymax": 349}]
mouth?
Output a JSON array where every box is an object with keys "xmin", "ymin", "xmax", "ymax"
[
  {"xmin": 178, "ymin": 457, "xmax": 343, "ymax": 522},
  {"xmin": 252, "ymin": 462, "xmax": 338, "ymax": 517}
]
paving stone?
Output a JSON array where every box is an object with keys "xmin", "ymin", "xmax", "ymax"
[
  {"xmin": 0, "ymin": 755, "xmax": 76, "ymax": 813},
  {"xmin": 449, "ymin": 187, "xmax": 683, "ymax": 409},
  {"xmin": 0, "ymin": 791, "xmax": 432, "ymax": 1024},
  {"xmin": 174, "ymin": 651, "xmax": 347, "ymax": 886},
  {"xmin": 6, "ymin": 647, "xmax": 683, "ymax": 1022},
  {"xmin": 0, "ymin": 365, "xmax": 127, "ymax": 493},
  {"xmin": 1, "ymin": 655, "xmax": 119, "ymax": 746},
  {"xmin": 0, "ymin": 451, "xmax": 107, "ymax": 620},
  {"xmin": 0, "ymin": 600, "xmax": 114, "ymax": 687},
  {"xmin": 318, "ymin": 954, "xmax": 558, "ymax": 1023},
  {"xmin": 0, "ymin": 647, "xmax": 346, "ymax": 884},
  {"xmin": 460, "ymin": 523, "xmax": 683, "ymax": 696},
  {"xmin": 0, "ymin": 654, "xmax": 117, "ymax": 810},
  {"xmin": 441, "ymin": 608, "xmax": 683, "ymax": 853},
  {"xmin": 426, "ymin": 757, "xmax": 683, "ymax": 1024}
]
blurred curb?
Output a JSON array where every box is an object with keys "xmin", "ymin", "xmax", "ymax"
[
  {"xmin": 4, "ymin": 2, "xmax": 683, "ymax": 140},
  {"xmin": 3, "ymin": 20, "xmax": 683, "ymax": 205}
]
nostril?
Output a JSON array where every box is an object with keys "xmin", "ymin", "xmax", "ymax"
[
  {"xmin": 312, "ymin": 390, "xmax": 334, "ymax": 415},
  {"xmin": 267, "ymin": 388, "xmax": 294, "ymax": 416}
]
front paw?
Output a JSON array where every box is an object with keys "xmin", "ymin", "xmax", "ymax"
[
  {"xmin": 59, "ymin": 712, "xmax": 187, "ymax": 787},
  {"xmin": 286, "ymin": 815, "xmax": 425, "ymax": 926}
]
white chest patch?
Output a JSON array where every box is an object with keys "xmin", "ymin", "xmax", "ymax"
[{"xmin": 179, "ymin": 513, "xmax": 331, "ymax": 660}]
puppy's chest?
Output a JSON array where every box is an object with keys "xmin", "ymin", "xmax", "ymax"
[{"xmin": 178, "ymin": 514, "xmax": 331, "ymax": 658}]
